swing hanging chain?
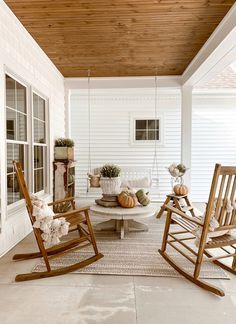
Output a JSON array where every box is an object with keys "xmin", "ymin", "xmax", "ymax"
[
  {"xmin": 87, "ymin": 69, "xmax": 91, "ymax": 193},
  {"xmin": 152, "ymin": 74, "xmax": 159, "ymax": 186}
]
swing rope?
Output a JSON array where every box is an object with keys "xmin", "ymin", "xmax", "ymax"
[
  {"xmin": 87, "ymin": 69, "xmax": 91, "ymax": 193},
  {"xmin": 151, "ymin": 74, "xmax": 159, "ymax": 190}
]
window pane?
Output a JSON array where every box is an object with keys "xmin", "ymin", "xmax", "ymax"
[
  {"xmin": 7, "ymin": 143, "xmax": 13, "ymax": 174},
  {"xmin": 16, "ymin": 82, "xmax": 26, "ymax": 113},
  {"xmin": 6, "ymin": 108, "xmax": 16, "ymax": 140},
  {"xmin": 148, "ymin": 131, "xmax": 159, "ymax": 140},
  {"xmin": 7, "ymin": 174, "xmax": 22, "ymax": 205},
  {"xmin": 7, "ymin": 144, "xmax": 24, "ymax": 175},
  {"xmin": 7, "ymin": 144, "xmax": 25, "ymax": 205},
  {"xmin": 136, "ymin": 120, "xmax": 146, "ymax": 129},
  {"xmin": 7, "ymin": 174, "xmax": 15, "ymax": 205},
  {"xmin": 34, "ymin": 119, "xmax": 45, "ymax": 143},
  {"xmin": 156, "ymin": 119, "xmax": 159, "ymax": 129},
  {"xmin": 34, "ymin": 169, "xmax": 44, "ymax": 193},
  {"xmin": 136, "ymin": 130, "xmax": 147, "ymax": 140},
  {"xmin": 34, "ymin": 146, "xmax": 44, "ymax": 169},
  {"xmin": 38, "ymin": 97, "xmax": 45, "ymax": 121},
  {"xmin": 6, "ymin": 75, "xmax": 16, "ymax": 109},
  {"xmin": 33, "ymin": 93, "xmax": 38, "ymax": 118},
  {"xmin": 13, "ymin": 174, "xmax": 22, "ymax": 202},
  {"xmin": 14, "ymin": 144, "xmax": 25, "ymax": 170},
  {"xmin": 148, "ymin": 120, "xmax": 156, "ymax": 130},
  {"xmin": 17, "ymin": 112, "xmax": 27, "ymax": 141}
]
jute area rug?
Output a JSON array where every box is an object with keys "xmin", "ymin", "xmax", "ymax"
[{"xmin": 33, "ymin": 216, "xmax": 229, "ymax": 279}]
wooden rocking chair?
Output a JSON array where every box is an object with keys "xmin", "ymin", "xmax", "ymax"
[
  {"xmin": 12, "ymin": 160, "xmax": 103, "ymax": 281},
  {"xmin": 159, "ymin": 164, "xmax": 236, "ymax": 296}
]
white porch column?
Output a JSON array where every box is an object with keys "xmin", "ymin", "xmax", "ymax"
[
  {"xmin": 65, "ymin": 88, "xmax": 71, "ymax": 138},
  {"xmin": 181, "ymin": 86, "xmax": 192, "ymax": 189}
]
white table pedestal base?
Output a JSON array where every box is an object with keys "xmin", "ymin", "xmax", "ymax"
[{"xmin": 95, "ymin": 219, "xmax": 149, "ymax": 239}]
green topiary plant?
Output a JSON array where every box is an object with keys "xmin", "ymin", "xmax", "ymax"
[
  {"xmin": 100, "ymin": 164, "xmax": 121, "ymax": 178},
  {"xmin": 55, "ymin": 138, "xmax": 74, "ymax": 147}
]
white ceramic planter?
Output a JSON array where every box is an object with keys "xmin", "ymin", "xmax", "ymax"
[
  {"xmin": 100, "ymin": 177, "xmax": 121, "ymax": 195},
  {"xmin": 54, "ymin": 147, "xmax": 74, "ymax": 160}
]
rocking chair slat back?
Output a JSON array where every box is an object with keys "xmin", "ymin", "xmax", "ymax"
[
  {"xmin": 218, "ymin": 174, "xmax": 232, "ymax": 225},
  {"xmin": 206, "ymin": 165, "xmax": 236, "ymax": 228},
  {"xmin": 214, "ymin": 174, "xmax": 226, "ymax": 221},
  {"xmin": 13, "ymin": 160, "xmax": 34, "ymax": 222},
  {"xmin": 13, "ymin": 160, "xmax": 52, "ymax": 272}
]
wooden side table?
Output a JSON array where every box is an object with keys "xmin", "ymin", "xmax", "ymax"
[{"xmin": 156, "ymin": 193, "xmax": 196, "ymax": 219}]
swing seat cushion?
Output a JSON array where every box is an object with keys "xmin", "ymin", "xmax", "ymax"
[{"xmin": 121, "ymin": 177, "xmax": 151, "ymax": 189}]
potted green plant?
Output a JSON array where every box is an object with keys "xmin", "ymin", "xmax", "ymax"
[
  {"xmin": 54, "ymin": 138, "xmax": 74, "ymax": 160},
  {"xmin": 100, "ymin": 164, "xmax": 121, "ymax": 195}
]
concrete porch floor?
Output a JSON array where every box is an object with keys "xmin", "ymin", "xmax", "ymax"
[{"xmin": 0, "ymin": 203, "xmax": 236, "ymax": 324}]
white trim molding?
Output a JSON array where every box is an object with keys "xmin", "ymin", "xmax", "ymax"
[
  {"xmin": 65, "ymin": 76, "xmax": 182, "ymax": 90},
  {"xmin": 182, "ymin": 3, "xmax": 236, "ymax": 87},
  {"xmin": 181, "ymin": 86, "xmax": 192, "ymax": 189}
]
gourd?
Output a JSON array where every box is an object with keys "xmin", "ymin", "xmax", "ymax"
[
  {"xmin": 118, "ymin": 190, "xmax": 137, "ymax": 208},
  {"xmin": 173, "ymin": 184, "xmax": 188, "ymax": 196},
  {"xmin": 136, "ymin": 189, "xmax": 150, "ymax": 206}
]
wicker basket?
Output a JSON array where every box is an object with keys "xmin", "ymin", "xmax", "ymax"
[{"xmin": 99, "ymin": 177, "xmax": 121, "ymax": 194}]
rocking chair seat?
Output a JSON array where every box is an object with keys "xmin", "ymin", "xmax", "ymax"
[
  {"xmin": 55, "ymin": 211, "xmax": 86, "ymax": 228},
  {"xmin": 172, "ymin": 214, "xmax": 198, "ymax": 232},
  {"xmin": 172, "ymin": 212, "xmax": 236, "ymax": 248},
  {"xmin": 206, "ymin": 233, "xmax": 236, "ymax": 249}
]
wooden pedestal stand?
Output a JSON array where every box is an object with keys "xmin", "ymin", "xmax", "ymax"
[
  {"xmin": 156, "ymin": 193, "xmax": 196, "ymax": 219},
  {"xmin": 95, "ymin": 194, "xmax": 119, "ymax": 207}
]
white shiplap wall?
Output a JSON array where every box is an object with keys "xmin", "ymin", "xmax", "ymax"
[
  {"xmin": 191, "ymin": 94, "xmax": 236, "ymax": 202},
  {"xmin": 0, "ymin": 2, "xmax": 65, "ymax": 256},
  {"xmin": 70, "ymin": 88, "xmax": 181, "ymax": 201}
]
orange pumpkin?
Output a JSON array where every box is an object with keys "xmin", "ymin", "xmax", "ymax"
[
  {"xmin": 173, "ymin": 184, "xmax": 189, "ymax": 196},
  {"xmin": 118, "ymin": 190, "xmax": 138, "ymax": 208}
]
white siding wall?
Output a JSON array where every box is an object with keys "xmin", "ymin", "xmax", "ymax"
[
  {"xmin": 191, "ymin": 94, "xmax": 236, "ymax": 202},
  {"xmin": 70, "ymin": 89, "xmax": 181, "ymax": 201},
  {"xmin": 0, "ymin": 2, "xmax": 65, "ymax": 256}
]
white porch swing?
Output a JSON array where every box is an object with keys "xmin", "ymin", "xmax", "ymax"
[{"xmin": 86, "ymin": 71, "xmax": 160, "ymax": 199}]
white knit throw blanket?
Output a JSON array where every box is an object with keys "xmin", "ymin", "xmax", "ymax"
[
  {"xmin": 192, "ymin": 199, "xmax": 236, "ymax": 246},
  {"xmin": 31, "ymin": 195, "xmax": 70, "ymax": 247}
]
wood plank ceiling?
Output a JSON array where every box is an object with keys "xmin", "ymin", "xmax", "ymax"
[{"xmin": 4, "ymin": 0, "xmax": 235, "ymax": 77}]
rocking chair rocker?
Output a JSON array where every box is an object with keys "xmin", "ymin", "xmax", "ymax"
[
  {"xmin": 159, "ymin": 163, "xmax": 236, "ymax": 296},
  {"xmin": 12, "ymin": 160, "xmax": 103, "ymax": 282}
]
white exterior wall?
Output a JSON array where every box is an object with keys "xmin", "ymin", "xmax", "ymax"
[
  {"xmin": 70, "ymin": 88, "xmax": 181, "ymax": 201},
  {"xmin": 0, "ymin": 2, "xmax": 65, "ymax": 256},
  {"xmin": 191, "ymin": 94, "xmax": 236, "ymax": 202}
]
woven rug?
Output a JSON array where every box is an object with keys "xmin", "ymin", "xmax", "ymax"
[{"xmin": 33, "ymin": 216, "xmax": 229, "ymax": 279}]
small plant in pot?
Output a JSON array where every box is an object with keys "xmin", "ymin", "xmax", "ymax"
[
  {"xmin": 99, "ymin": 164, "xmax": 121, "ymax": 195},
  {"xmin": 54, "ymin": 138, "xmax": 74, "ymax": 161}
]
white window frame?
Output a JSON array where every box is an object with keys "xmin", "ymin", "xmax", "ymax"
[
  {"xmin": 5, "ymin": 70, "xmax": 50, "ymax": 214},
  {"xmin": 130, "ymin": 113, "xmax": 164, "ymax": 146},
  {"xmin": 31, "ymin": 89, "xmax": 50, "ymax": 196},
  {"xmin": 5, "ymin": 72, "xmax": 30, "ymax": 213}
]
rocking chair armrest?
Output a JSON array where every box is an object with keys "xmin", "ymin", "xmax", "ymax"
[
  {"xmin": 48, "ymin": 197, "xmax": 75, "ymax": 206},
  {"xmin": 54, "ymin": 206, "xmax": 91, "ymax": 219},
  {"xmin": 165, "ymin": 204, "xmax": 203, "ymax": 227}
]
